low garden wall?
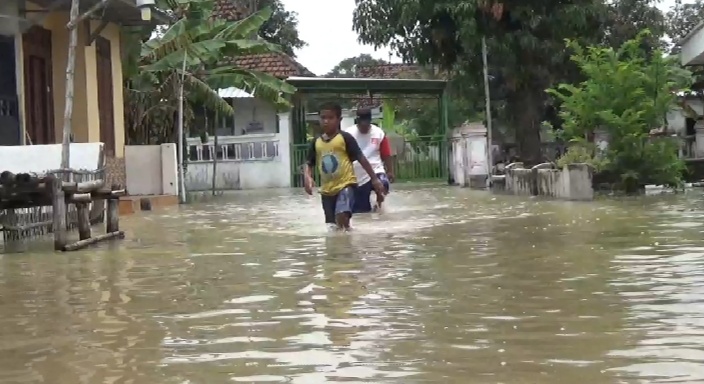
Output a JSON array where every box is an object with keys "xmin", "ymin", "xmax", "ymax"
[{"xmin": 492, "ymin": 162, "xmax": 594, "ymax": 200}]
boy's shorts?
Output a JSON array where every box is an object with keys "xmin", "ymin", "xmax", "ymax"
[
  {"xmin": 352, "ymin": 173, "xmax": 390, "ymax": 213},
  {"xmin": 321, "ymin": 185, "xmax": 356, "ymax": 224}
]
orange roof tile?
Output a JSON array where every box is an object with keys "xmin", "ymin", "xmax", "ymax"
[
  {"xmin": 356, "ymin": 64, "xmax": 422, "ymax": 79},
  {"xmin": 229, "ymin": 53, "xmax": 314, "ymax": 79},
  {"xmin": 351, "ymin": 64, "xmax": 423, "ymax": 108},
  {"xmin": 212, "ymin": 0, "xmax": 255, "ymax": 21},
  {"xmin": 212, "ymin": 1, "xmax": 314, "ymax": 78}
]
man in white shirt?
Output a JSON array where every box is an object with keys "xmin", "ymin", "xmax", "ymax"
[{"xmin": 343, "ymin": 108, "xmax": 394, "ymax": 213}]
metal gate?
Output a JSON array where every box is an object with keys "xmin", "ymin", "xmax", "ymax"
[{"xmin": 290, "ymin": 135, "xmax": 449, "ymax": 187}]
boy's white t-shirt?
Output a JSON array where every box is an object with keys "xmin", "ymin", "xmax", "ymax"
[{"xmin": 343, "ymin": 124, "xmax": 386, "ymax": 185}]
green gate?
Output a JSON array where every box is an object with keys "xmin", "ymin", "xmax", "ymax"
[
  {"xmin": 291, "ymin": 135, "xmax": 449, "ymax": 186},
  {"xmin": 286, "ymin": 77, "xmax": 449, "ymax": 187}
]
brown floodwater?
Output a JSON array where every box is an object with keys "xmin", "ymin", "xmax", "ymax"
[{"xmin": 1, "ymin": 185, "xmax": 704, "ymax": 383}]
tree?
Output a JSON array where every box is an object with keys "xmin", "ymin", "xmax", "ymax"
[
  {"xmin": 603, "ymin": 0, "xmax": 666, "ymax": 51},
  {"xmin": 326, "ymin": 54, "xmax": 387, "ymax": 77},
  {"xmin": 124, "ymin": 1, "xmax": 296, "ymax": 145},
  {"xmin": 548, "ymin": 31, "xmax": 692, "ymax": 191},
  {"xmin": 666, "ymin": 0, "xmax": 704, "ymax": 55},
  {"xmin": 256, "ymin": 0, "xmax": 306, "ymax": 57},
  {"xmin": 352, "ymin": 0, "xmax": 666, "ymax": 164}
]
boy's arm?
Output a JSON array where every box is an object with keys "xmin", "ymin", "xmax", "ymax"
[
  {"xmin": 304, "ymin": 139, "xmax": 316, "ymax": 181},
  {"xmin": 342, "ymin": 132, "xmax": 379, "ymax": 182}
]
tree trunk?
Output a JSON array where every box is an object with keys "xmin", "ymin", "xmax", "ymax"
[
  {"xmin": 212, "ymin": 110, "xmax": 218, "ymax": 196},
  {"xmin": 512, "ymin": 90, "xmax": 543, "ymax": 166},
  {"xmin": 61, "ymin": 0, "xmax": 80, "ymax": 172}
]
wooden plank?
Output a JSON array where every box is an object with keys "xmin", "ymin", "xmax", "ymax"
[
  {"xmin": 68, "ymin": 193, "xmax": 92, "ymax": 203},
  {"xmin": 106, "ymin": 198, "xmax": 119, "ymax": 232},
  {"xmin": 62, "ymin": 179, "xmax": 104, "ymax": 193},
  {"xmin": 51, "ymin": 176, "xmax": 67, "ymax": 250},
  {"xmin": 76, "ymin": 203, "xmax": 91, "ymax": 240},
  {"xmin": 62, "ymin": 231, "xmax": 124, "ymax": 252},
  {"xmin": 0, "ymin": 198, "xmax": 53, "ymax": 210}
]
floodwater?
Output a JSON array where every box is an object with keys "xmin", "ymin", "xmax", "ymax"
[{"xmin": 2, "ymin": 185, "xmax": 704, "ymax": 383}]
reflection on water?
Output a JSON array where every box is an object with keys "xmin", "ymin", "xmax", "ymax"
[{"xmin": 3, "ymin": 185, "xmax": 704, "ymax": 382}]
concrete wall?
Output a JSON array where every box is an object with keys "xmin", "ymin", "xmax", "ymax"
[
  {"xmin": 681, "ymin": 22, "xmax": 704, "ymax": 66},
  {"xmin": 0, "ymin": 142, "xmax": 103, "ymax": 173},
  {"xmin": 17, "ymin": 2, "xmax": 125, "ymax": 157},
  {"xmin": 185, "ymin": 112, "xmax": 292, "ymax": 191},
  {"xmin": 502, "ymin": 162, "xmax": 593, "ymax": 200},
  {"xmin": 124, "ymin": 144, "xmax": 178, "ymax": 195}
]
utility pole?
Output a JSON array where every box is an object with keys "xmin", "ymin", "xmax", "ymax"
[{"xmin": 482, "ymin": 36, "xmax": 493, "ymax": 188}]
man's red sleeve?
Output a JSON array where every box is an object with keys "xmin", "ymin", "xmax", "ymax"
[{"xmin": 380, "ymin": 136, "xmax": 392, "ymax": 158}]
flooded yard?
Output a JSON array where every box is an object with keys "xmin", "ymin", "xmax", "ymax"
[{"xmin": 1, "ymin": 185, "xmax": 704, "ymax": 383}]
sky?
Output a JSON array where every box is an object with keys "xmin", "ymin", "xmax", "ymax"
[
  {"xmin": 280, "ymin": 0, "xmax": 397, "ymax": 75},
  {"xmin": 283, "ymin": 0, "xmax": 681, "ymax": 76}
]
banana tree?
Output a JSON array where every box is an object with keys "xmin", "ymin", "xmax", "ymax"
[{"xmin": 124, "ymin": 0, "xmax": 296, "ymax": 200}]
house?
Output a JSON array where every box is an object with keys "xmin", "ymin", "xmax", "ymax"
[
  {"xmin": 179, "ymin": 0, "xmax": 315, "ymax": 191},
  {"xmin": 0, "ymin": 0, "xmax": 164, "ymax": 161},
  {"xmin": 206, "ymin": 53, "xmax": 314, "ymax": 137},
  {"xmin": 681, "ymin": 22, "xmax": 704, "ymax": 66},
  {"xmin": 203, "ymin": 0, "xmax": 314, "ymax": 138}
]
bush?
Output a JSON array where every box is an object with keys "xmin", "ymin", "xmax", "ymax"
[
  {"xmin": 547, "ymin": 30, "xmax": 692, "ymax": 192},
  {"xmin": 555, "ymin": 141, "xmax": 609, "ymax": 172}
]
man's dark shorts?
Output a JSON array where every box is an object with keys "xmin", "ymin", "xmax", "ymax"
[
  {"xmin": 352, "ymin": 173, "xmax": 390, "ymax": 213},
  {"xmin": 321, "ymin": 185, "xmax": 356, "ymax": 223}
]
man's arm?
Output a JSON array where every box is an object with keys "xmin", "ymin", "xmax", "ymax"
[
  {"xmin": 341, "ymin": 131, "xmax": 379, "ymax": 182},
  {"xmin": 379, "ymin": 135, "xmax": 394, "ymax": 177}
]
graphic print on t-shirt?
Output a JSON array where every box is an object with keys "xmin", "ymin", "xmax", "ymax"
[{"xmin": 321, "ymin": 151, "xmax": 340, "ymax": 176}]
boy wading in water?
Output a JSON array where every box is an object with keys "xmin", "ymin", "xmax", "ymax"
[{"xmin": 304, "ymin": 102, "xmax": 386, "ymax": 230}]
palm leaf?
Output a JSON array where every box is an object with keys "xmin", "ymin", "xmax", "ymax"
[
  {"xmin": 180, "ymin": 71, "xmax": 235, "ymax": 116},
  {"xmin": 214, "ymin": 7, "xmax": 274, "ymax": 39},
  {"xmin": 222, "ymin": 39, "xmax": 283, "ymax": 56},
  {"xmin": 142, "ymin": 39, "xmax": 227, "ymax": 72}
]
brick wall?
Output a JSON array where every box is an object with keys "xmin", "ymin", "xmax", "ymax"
[{"xmin": 105, "ymin": 157, "xmax": 125, "ymax": 188}]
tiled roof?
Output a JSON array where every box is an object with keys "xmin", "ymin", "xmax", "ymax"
[
  {"xmin": 355, "ymin": 64, "xmax": 422, "ymax": 79},
  {"xmin": 352, "ymin": 64, "xmax": 423, "ymax": 108},
  {"xmin": 212, "ymin": 0, "xmax": 255, "ymax": 21},
  {"xmin": 212, "ymin": 1, "xmax": 314, "ymax": 78},
  {"xmin": 230, "ymin": 53, "xmax": 315, "ymax": 79}
]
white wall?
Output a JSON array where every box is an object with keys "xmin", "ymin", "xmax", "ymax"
[
  {"xmin": 0, "ymin": 142, "xmax": 103, "ymax": 173},
  {"xmin": 667, "ymin": 100, "xmax": 702, "ymax": 136},
  {"xmin": 211, "ymin": 98, "xmax": 278, "ymax": 136},
  {"xmin": 124, "ymin": 143, "xmax": 178, "ymax": 196},
  {"xmin": 681, "ymin": 23, "xmax": 704, "ymax": 66},
  {"xmin": 185, "ymin": 112, "xmax": 292, "ymax": 191}
]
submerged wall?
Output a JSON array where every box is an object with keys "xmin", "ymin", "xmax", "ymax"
[{"xmin": 496, "ymin": 162, "xmax": 593, "ymax": 200}]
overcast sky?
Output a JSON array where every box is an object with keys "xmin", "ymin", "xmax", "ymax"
[
  {"xmin": 282, "ymin": 0, "xmax": 681, "ymax": 76},
  {"xmin": 279, "ymin": 0, "xmax": 397, "ymax": 75}
]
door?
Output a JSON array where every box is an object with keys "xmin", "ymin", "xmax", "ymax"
[
  {"xmin": 22, "ymin": 26, "xmax": 54, "ymax": 145},
  {"xmin": 96, "ymin": 36, "xmax": 115, "ymax": 156},
  {"xmin": 0, "ymin": 35, "xmax": 20, "ymax": 146}
]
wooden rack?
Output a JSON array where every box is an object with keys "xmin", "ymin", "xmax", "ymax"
[{"xmin": 0, "ymin": 171, "xmax": 125, "ymax": 251}]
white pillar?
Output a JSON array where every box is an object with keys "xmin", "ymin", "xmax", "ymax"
[
  {"xmin": 160, "ymin": 143, "xmax": 178, "ymax": 195},
  {"xmin": 278, "ymin": 112, "xmax": 291, "ymax": 187},
  {"xmin": 695, "ymin": 120, "xmax": 704, "ymax": 158}
]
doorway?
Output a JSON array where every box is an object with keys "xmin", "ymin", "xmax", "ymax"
[
  {"xmin": 22, "ymin": 26, "xmax": 54, "ymax": 145},
  {"xmin": 96, "ymin": 36, "xmax": 115, "ymax": 156}
]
